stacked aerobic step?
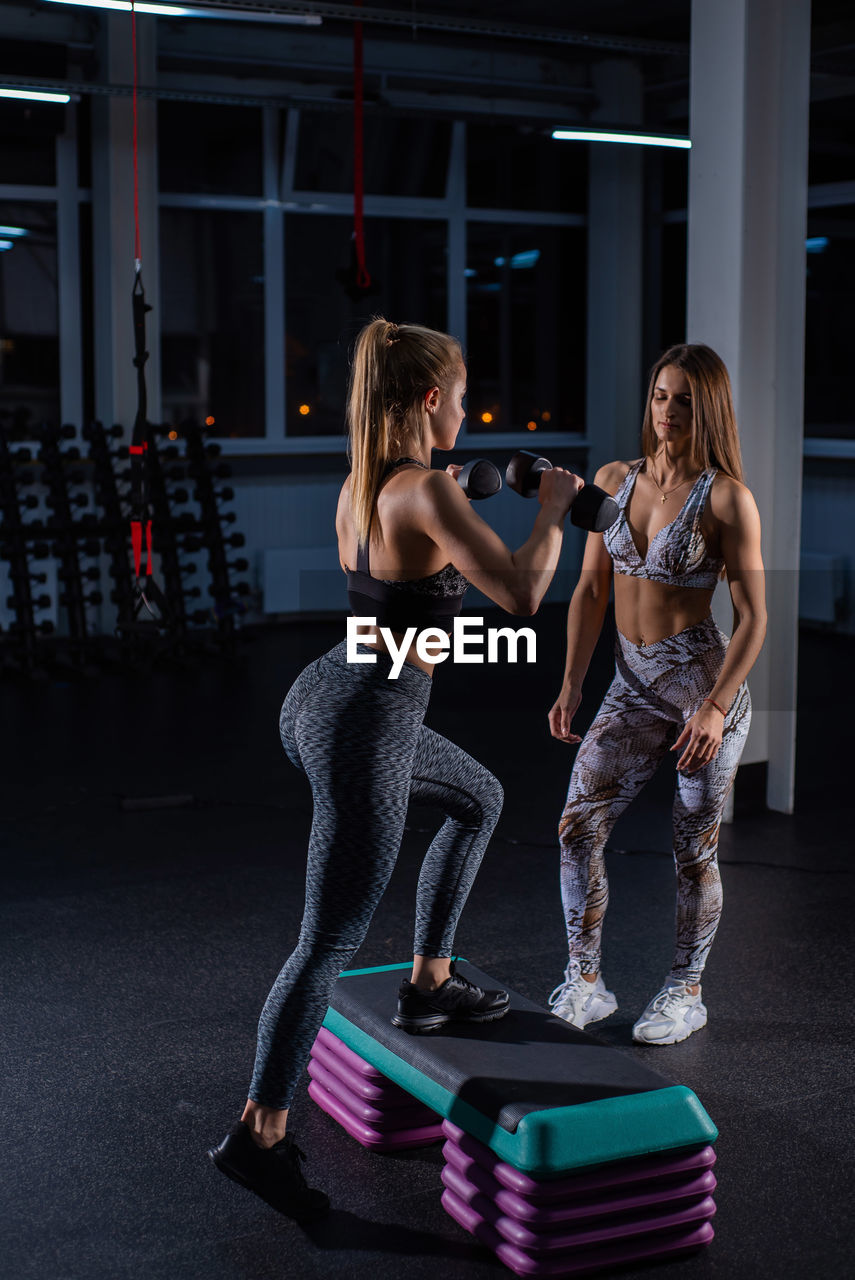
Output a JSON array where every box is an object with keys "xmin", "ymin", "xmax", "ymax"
[
  {"xmin": 307, "ymin": 1026, "xmax": 443, "ymax": 1150},
  {"xmin": 308, "ymin": 961, "xmax": 718, "ymax": 1277},
  {"xmin": 440, "ymin": 1120, "xmax": 716, "ymax": 1277}
]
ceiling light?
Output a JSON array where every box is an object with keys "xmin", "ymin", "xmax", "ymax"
[
  {"xmin": 0, "ymin": 87, "xmax": 71, "ymax": 103},
  {"xmin": 552, "ymin": 129, "xmax": 691, "ymax": 149},
  {"xmin": 42, "ymin": 0, "xmax": 322, "ymax": 23}
]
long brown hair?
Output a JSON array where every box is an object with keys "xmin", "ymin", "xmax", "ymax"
[
  {"xmin": 347, "ymin": 316, "xmax": 462, "ymax": 547},
  {"xmin": 641, "ymin": 344, "xmax": 744, "ymax": 482}
]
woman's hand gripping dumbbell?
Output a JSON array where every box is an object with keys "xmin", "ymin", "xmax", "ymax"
[
  {"xmin": 447, "ymin": 451, "xmax": 619, "ymax": 532},
  {"xmin": 505, "ymin": 451, "xmax": 619, "ymax": 532}
]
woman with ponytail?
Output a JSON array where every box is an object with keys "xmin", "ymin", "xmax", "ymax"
[
  {"xmin": 209, "ymin": 317, "xmax": 583, "ymax": 1223},
  {"xmin": 546, "ymin": 344, "xmax": 766, "ymax": 1048}
]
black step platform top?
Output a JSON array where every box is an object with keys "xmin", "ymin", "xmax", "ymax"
[{"xmin": 327, "ymin": 960, "xmax": 675, "ymax": 1135}]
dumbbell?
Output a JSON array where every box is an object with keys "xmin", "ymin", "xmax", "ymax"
[
  {"xmin": 506, "ymin": 451, "xmax": 619, "ymax": 532},
  {"xmin": 456, "ymin": 458, "xmax": 503, "ymax": 500}
]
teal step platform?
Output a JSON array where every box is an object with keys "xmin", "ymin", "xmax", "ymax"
[{"xmin": 318, "ymin": 960, "xmax": 717, "ymax": 1177}]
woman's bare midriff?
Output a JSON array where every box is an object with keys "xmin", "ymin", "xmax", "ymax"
[{"xmin": 614, "ymin": 575, "xmax": 718, "ymax": 647}]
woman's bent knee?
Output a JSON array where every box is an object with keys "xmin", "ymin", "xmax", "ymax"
[{"xmin": 559, "ymin": 799, "xmax": 600, "ymax": 855}]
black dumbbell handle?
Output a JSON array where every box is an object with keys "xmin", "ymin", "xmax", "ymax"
[{"xmin": 506, "ymin": 450, "xmax": 619, "ymax": 532}]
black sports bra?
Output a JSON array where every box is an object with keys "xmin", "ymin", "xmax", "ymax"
[{"xmin": 345, "ymin": 458, "xmax": 469, "ymax": 631}]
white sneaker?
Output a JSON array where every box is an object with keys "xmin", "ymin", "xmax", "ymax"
[
  {"xmin": 548, "ymin": 963, "xmax": 618, "ymax": 1029},
  {"xmin": 632, "ymin": 981, "xmax": 707, "ymax": 1045}
]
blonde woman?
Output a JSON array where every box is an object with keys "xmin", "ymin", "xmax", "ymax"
[
  {"xmin": 209, "ymin": 318, "xmax": 582, "ymax": 1221},
  {"xmin": 547, "ymin": 344, "xmax": 766, "ymax": 1046}
]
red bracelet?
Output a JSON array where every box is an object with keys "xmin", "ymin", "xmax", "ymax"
[{"xmin": 704, "ymin": 697, "xmax": 727, "ymax": 716}]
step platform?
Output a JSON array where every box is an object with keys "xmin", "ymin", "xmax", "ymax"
[
  {"xmin": 307, "ymin": 1026, "xmax": 444, "ymax": 1150},
  {"xmin": 307, "ymin": 960, "xmax": 718, "ymax": 1275},
  {"xmin": 440, "ymin": 1120, "xmax": 716, "ymax": 1277}
]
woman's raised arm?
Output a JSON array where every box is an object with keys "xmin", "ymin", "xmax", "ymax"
[{"xmin": 415, "ymin": 465, "xmax": 583, "ymax": 616}]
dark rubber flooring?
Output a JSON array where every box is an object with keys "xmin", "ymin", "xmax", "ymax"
[{"xmin": 2, "ymin": 605, "xmax": 852, "ymax": 1279}]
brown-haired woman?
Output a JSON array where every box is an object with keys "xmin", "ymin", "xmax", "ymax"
[
  {"xmin": 546, "ymin": 343, "xmax": 766, "ymax": 1046},
  {"xmin": 209, "ymin": 317, "xmax": 583, "ymax": 1221}
]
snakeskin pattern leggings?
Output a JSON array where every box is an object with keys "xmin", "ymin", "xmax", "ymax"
[
  {"xmin": 559, "ymin": 616, "xmax": 751, "ymax": 986},
  {"xmin": 249, "ymin": 640, "xmax": 503, "ymax": 1109}
]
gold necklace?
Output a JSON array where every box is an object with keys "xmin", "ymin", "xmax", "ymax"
[{"xmin": 647, "ymin": 461, "xmax": 700, "ymax": 505}]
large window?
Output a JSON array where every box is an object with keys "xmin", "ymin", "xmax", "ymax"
[
  {"xmin": 467, "ymin": 122, "xmax": 587, "ymax": 214},
  {"xmin": 158, "ymin": 102, "xmax": 263, "ymax": 197},
  {"xmin": 0, "ymin": 100, "xmax": 57, "ymax": 187},
  {"xmin": 153, "ymin": 106, "xmax": 588, "ymax": 449},
  {"xmin": 160, "ymin": 209, "xmax": 264, "ymax": 437},
  {"xmin": 295, "ymin": 112, "xmax": 452, "ymax": 198},
  {"xmin": 659, "ymin": 222, "xmax": 688, "ymax": 354},
  {"xmin": 0, "ymin": 202, "xmax": 59, "ymax": 429},
  {"xmin": 804, "ymin": 204, "xmax": 855, "ymax": 438},
  {"xmin": 284, "ymin": 214, "xmax": 448, "ymax": 437},
  {"xmin": 466, "ymin": 223, "xmax": 586, "ymax": 434}
]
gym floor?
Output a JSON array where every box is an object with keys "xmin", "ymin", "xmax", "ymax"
[{"xmin": 2, "ymin": 605, "xmax": 852, "ymax": 1280}]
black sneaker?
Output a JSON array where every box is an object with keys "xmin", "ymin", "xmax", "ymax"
[
  {"xmin": 391, "ymin": 963, "xmax": 510, "ymax": 1034},
  {"xmin": 207, "ymin": 1122, "xmax": 330, "ymax": 1224}
]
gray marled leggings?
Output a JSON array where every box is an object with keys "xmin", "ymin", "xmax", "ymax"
[
  {"xmin": 250, "ymin": 640, "xmax": 504, "ymax": 1108},
  {"xmin": 560, "ymin": 616, "xmax": 751, "ymax": 987}
]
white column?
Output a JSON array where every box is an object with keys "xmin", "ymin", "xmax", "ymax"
[
  {"xmin": 585, "ymin": 60, "xmax": 644, "ymax": 478},
  {"xmin": 92, "ymin": 12, "xmax": 160, "ymax": 430},
  {"xmin": 687, "ymin": 0, "xmax": 810, "ymax": 813}
]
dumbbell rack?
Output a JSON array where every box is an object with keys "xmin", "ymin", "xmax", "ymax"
[
  {"xmin": 181, "ymin": 420, "xmax": 250, "ymax": 653},
  {"xmin": 85, "ymin": 420, "xmax": 141, "ymax": 652},
  {"xmin": 0, "ymin": 418, "xmax": 250, "ymax": 676},
  {"xmin": 0, "ymin": 426, "xmax": 53, "ymax": 677},
  {"xmin": 38, "ymin": 423, "xmax": 102, "ymax": 669}
]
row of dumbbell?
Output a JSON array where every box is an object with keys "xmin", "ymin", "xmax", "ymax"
[{"xmin": 457, "ymin": 450, "xmax": 619, "ymax": 533}]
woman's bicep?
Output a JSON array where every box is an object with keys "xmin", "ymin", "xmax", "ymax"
[
  {"xmin": 721, "ymin": 485, "xmax": 766, "ymax": 621},
  {"xmin": 419, "ymin": 472, "xmax": 527, "ymax": 610},
  {"xmin": 580, "ymin": 528, "xmax": 613, "ymax": 576}
]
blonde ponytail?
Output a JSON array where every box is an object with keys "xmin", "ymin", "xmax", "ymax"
[{"xmin": 347, "ymin": 316, "xmax": 462, "ymax": 547}]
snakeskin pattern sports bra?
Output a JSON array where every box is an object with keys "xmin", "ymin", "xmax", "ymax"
[{"xmin": 603, "ymin": 458, "xmax": 724, "ymax": 589}]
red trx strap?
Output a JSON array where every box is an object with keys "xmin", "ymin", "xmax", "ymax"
[
  {"xmin": 352, "ymin": 1, "xmax": 370, "ymax": 289},
  {"xmin": 127, "ymin": 3, "xmax": 167, "ymax": 625}
]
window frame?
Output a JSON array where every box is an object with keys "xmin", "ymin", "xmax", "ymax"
[
  {"xmin": 5, "ymin": 105, "xmax": 847, "ymax": 460},
  {"xmin": 158, "ymin": 109, "xmax": 587, "ymax": 455}
]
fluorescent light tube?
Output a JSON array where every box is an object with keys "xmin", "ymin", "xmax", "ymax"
[
  {"xmin": 552, "ymin": 129, "xmax": 691, "ymax": 149},
  {"xmin": 42, "ymin": 1, "xmax": 322, "ymax": 22},
  {"xmin": 0, "ymin": 88, "xmax": 71, "ymax": 103}
]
